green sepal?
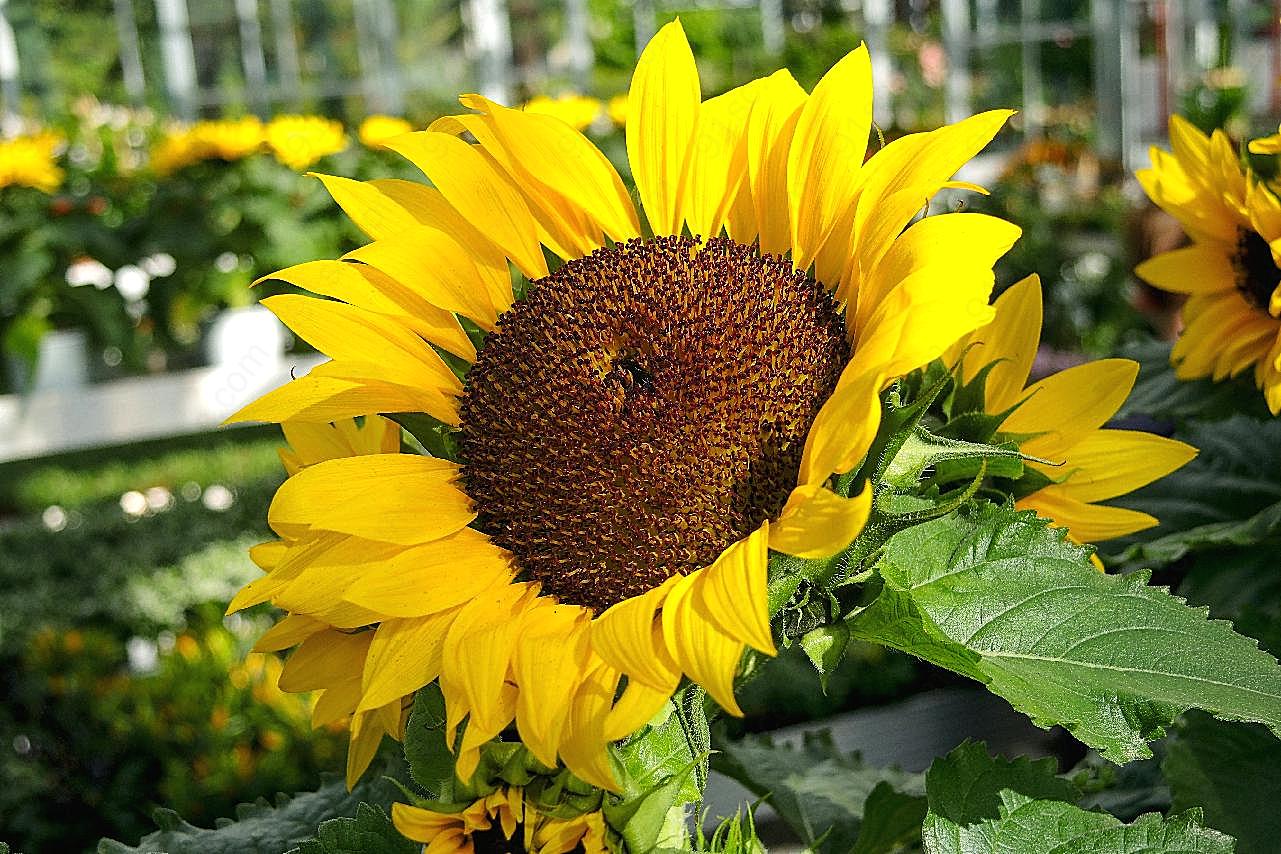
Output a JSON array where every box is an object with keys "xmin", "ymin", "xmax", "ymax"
[
  {"xmin": 883, "ymin": 427, "xmax": 1027, "ymax": 489},
  {"xmin": 387, "ymin": 412, "xmax": 459, "ymax": 461},
  {"xmin": 800, "ymin": 621, "xmax": 851, "ymax": 692}
]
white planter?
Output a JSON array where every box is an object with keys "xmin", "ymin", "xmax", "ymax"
[
  {"xmin": 204, "ymin": 305, "xmax": 286, "ymax": 372},
  {"xmin": 13, "ymin": 328, "xmax": 91, "ymax": 393}
]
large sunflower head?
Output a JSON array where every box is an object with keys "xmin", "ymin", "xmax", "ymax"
[
  {"xmin": 1136, "ymin": 115, "xmax": 1281, "ymax": 413},
  {"xmin": 228, "ymin": 21, "xmax": 1020, "ymax": 791},
  {"xmin": 939, "ymin": 275, "xmax": 1197, "ymax": 554}
]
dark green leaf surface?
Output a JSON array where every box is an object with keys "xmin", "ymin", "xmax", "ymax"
[
  {"xmin": 922, "ymin": 793, "xmax": 1234, "ymax": 854},
  {"xmin": 1163, "ymin": 712, "xmax": 1281, "ymax": 854},
  {"xmin": 1105, "ymin": 415, "xmax": 1281, "ymax": 568},
  {"xmin": 925, "ymin": 741, "xmax": 1078, "ymax": 825},
  {"xmin": 852, "ymin": 503, "xmax": 1281, "ymax": 762},
  {"xmin": 288, "ymin": 803, "xmax": 416, "ymax": 854},
  {"xmin": 403, "ymin": 684, "xmax": 456, "ymax": 798},
  {"xmin": 849, "ymin": 782, "xmax": 928, "ymax": 854},
  {"xmin": 97, "ymin": 760, "xmax": 404, "ymax": 854}
]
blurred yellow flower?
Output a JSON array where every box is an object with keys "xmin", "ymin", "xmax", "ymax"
[
  {"xmin": 266, "ymin": 115, "xmax": 347, "ymax": 170},
  {"xmin": 522, "ymin": 94, "xmax": 602, "ymax": 131},
  {"xmin": 607, "ymin": 93, "xmax": 628, "ymax": 126},
  {"xmin": 358, "ymin": 114, "xmax": 414, "ymax": 148},
  {"xmin": 0, "ymin": 132, "xmax": 65, "ymax": 193},
  {"xmin": 151, "ymin": 117, "xmax": 265, "ymax": 174}
]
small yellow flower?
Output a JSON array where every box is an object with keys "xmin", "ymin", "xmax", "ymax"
[
  {"xmin": 393, "ymin": 786, "xmax": 606, "ymax": 854},
  {"xmin": 265, "ymin": 115, "xmax": 347, "ymax": 170},
  {"xmin": 358, "ymin": 115, "xmax": 415, "ymax": 149},
  {"xmin": 521, "ymin": 94, "xmax": 602, "ymax": 131},
  {"xmin": 0, "ymin": 132, "xmax": 64, "ymax": 192}
]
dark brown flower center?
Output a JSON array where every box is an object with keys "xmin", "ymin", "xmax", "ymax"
[
  {"xmin": 1232, "ymin": 227, "xmax": 1280, "ymax": 311},
  {"xmin": 459, "ymin": 236, "xmax": 849, "ymax": 611}
]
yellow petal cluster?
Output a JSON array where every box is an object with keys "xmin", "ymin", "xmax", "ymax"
[
  {"xmin": 228, "ymin": 20, "xmax": 1019, "ymax": 792},
  {"xmin": 392, "ymin": 787, "xmax": 606, "ymax": 854},
  {"xmin": 0, "ymin": 132, "xmax": 64, "ymax": 193},
  {"xmin": 265, "ymin": 114, "xmax": 347, "ymax": 170},
  {"xmin": 151, "ymin": 117, "xmax": 265, "ymax": 174}
]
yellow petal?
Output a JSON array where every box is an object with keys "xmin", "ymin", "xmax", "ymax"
[
  {"xmin": 346, "ymin": 703, "xmax": 397, "ymax": 789},
  {"xmin": 228, "ymin": 370, "xmax": 459, "ymax": 429},
  {"xmin": 279, "ymin": 629, "xmax": 373, "ymax": 693},
  {"xmin": 1004, "ymin": 359, "xmax": 1139, "ymax": 460},
  {"xmin": 268, "ymin": 454, "xmax": 474, "ymax": 545},
  {"xmin": 798, "ymin": 365, "xmax": 883, "ymax": 486},
  {"xmin": 590, "ymin": 577, "xmax": 682, "ymax": 692},
  {"xmin": 358, "ymin": 612, "xmax": 456, "ymax": 712},
  {"xmin": 558, "ymin": 661, "xmax": 621, "ymax": 791},
  {"xmin": 602, "ymin": 679, "xmax": 672, "ymax": 742},
  {"xmin": 746, "ymin": 70, "xmax": 807, "ymax": 255},
  {"xmin": 1017, "ymin": 490, "xmax": 1158, "ymax": 542},
  {"xmin": 261, "ymin": 295, "xmax": 463, "ymax": 399},
  {"xmin": 1134, "ymin": 245, "xmax": 1236, "ymax": 295},
  {"xmin": 627, "ymin": 19, "xmax": 700, "ymax": 236},
  {"xmin": 468, "ymin": 101, "xmax": 640, "ymax": 243},
  {"xmin": 249, "ymin": 539, "xmax": 289, "ymax": 570},
  {"xmin": 1050, "ymin": 429, "xmax": 1197, "ymax": 504},
  {"xmin": 346, "ymin": 229, "xmax": 503, "ymax": 329},
  {"xmin": 856, "ymin": 265, "xmax": 998, "ymax": 379},
  {"xmin": 858, "ymin": 213, "xmax": 1019, "ymax": 334},
  {"xmin": 313, "ymin": 678, "xmax": 362, "ymax": 727},
  {"xmin": 343, "ymin": 529, "xmax": 514, "ymax": 617},
  {"xmin": 392, "ymin": 802, "xmax": 462, "ymax": 843},
  {"xmin": 694, "ymin": 523, "xmax": 775, "ymax": 654},
  {"xmin": 684, "ymin": 79, "xmax": 765, "ymax": 240},
  {"xmin": 384, "ymin": 131, "xmax": 548, "ymax": 279},
  {"xmin": 512, "ymin": 605, "xmax": 593, "ymax": 767},
  {"xmin": 441, "ymin": 581, "xmax": 538, "ymax": 734},
  {"xmin": 787, "ymin": 45, "xmax": 872, "ymax": 270},
  {"xmin": 854, "ymin": 110, "xmax": 1013, "ymax": 241},
  {"xmin": 967, "ymin": 274, "xmax": 1042, "ymax": 412},
  {"xmin": 313, "ymin": 173, "xmax": 423, "ymax": 241},
  {"xmin": 769, "ymin": 482, "xmax": 873, "ymax": 559},
  {"xmin": 227, "ymin": 532, "xmax": 344, "ymax": 614},
  {"xmin": 252, "ymin": 612, "xmax": 327, "ymax": 653},
  {"xmin": 660, "ymin": 571, "xmax": 745, "ymax": 716},
  {"xmin": 836, "ymin": 183, "xmax": 933, "ymax": 307}
]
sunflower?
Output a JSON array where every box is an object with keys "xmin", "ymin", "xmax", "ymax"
[
  {"xmin": 946, "ymin": 275, "xmax": 1197, "ymax": 550},
  {"xmin": 360, "ymin": 115, "xmax": 416, "ymax": 149},
  {"xmin": 228, "ymin": 20, "xmax": 1019, "ymax": 790},
  {"xmin": 266, "ymin": 115, "xmax": 348, "ymax": 170},
  {"xmin": 393, "ymin": 786, "xmax": 607, "ymax": 854},
  {"xmin": 1136, "ymin": 115, "xmax": 1281, "ymax": 414}
]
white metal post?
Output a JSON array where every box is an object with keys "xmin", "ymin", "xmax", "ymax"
[
  {"xmin": 113, "ymin": 0, "xmax": 147, "ymax": 107},
  {"xmin": 235, "ymin": 0, "xmax": 269, "ymax": 114},
  {"xmin": 154, "ymin": 0, "xmax": 199, "ymax": 120},
  {"xmin": 464, "ymin": 0, "xmax": 513, "ymax": 105},
  {"xmin": 940, "ymin": 0, "xmax": 972, "ymax": 125}
]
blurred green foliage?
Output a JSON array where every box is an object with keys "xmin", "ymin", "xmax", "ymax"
[{"xmin": 0, "ymin": 431, "xmax": 345, "ymax": 853}]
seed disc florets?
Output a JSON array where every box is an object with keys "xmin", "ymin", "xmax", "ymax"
[{"xmin": 459, "ymin": 236, "xmax": 849, "ymax": 611}]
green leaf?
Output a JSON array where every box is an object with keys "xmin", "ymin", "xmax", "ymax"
[
  {"xmin": 800, "ymin": 622, "xmax": 851, "ymax": 692},
  {"xmin": 287, "ymin": 803, "xmax": 417, "ymax": 854},
  {"xmin": 403, "ymin": 684, "xmax": 456, "ymax": 799},
  {"xmin": 849, "ymin": 782, "xmax": 927, "ymax": 854},
  {"xmin": 711, "ymin": 730, "xmax": 923, "ymax": 854},
  {"xmin": 1163, "ymin": 712, "xmax": 1281, "ymax": 854},
  {"xmin": 922, "ymin": 792, "xmax": 1235, "ymax": 854},
  {"xmin": 850, "ymin": 502, "xmax": 1281, "ymax": 763},
  {"xmin": 925, "ymin": 741, "xmax": 1078, "ymax": 826},
  {"xmin": 1117, "ymin": 339, "xmax": 1269, "ymax": 422},
  {"xmin": 97, "ymin": 758, "xmax": 406, "ymax": 854}
]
